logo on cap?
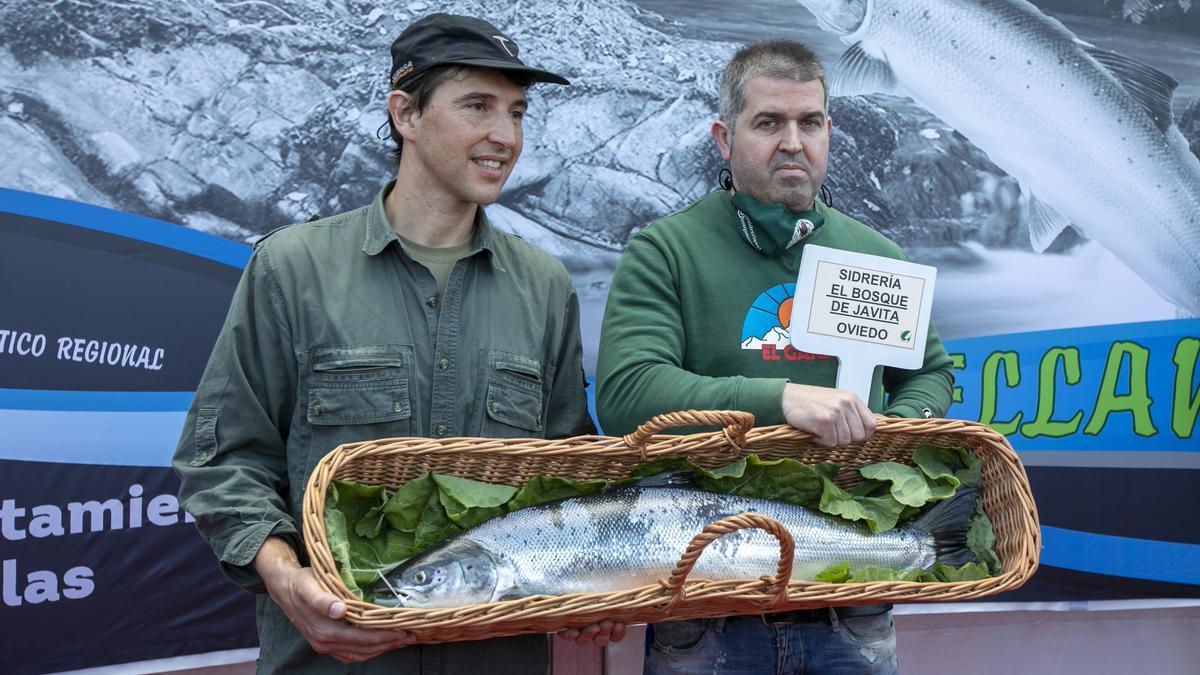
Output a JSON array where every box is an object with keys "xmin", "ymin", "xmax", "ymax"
[
  {"xmin": 492, "ymin": 35, "xmax": 516, "ymax": 57},
  {"xmin": 391, "ymin": 60, "xmax": 414, "ymax": 87}
]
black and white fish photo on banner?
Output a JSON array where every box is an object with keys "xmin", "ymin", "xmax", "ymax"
[{"xmin": 1, "ymin": 0, "xmax": 1197, "ymax": 672}]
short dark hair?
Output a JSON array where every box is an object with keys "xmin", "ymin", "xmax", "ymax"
[
  {"xmin": 718, "ymin": 39, "xmax": 827, "ymax": 126},
  {"xmin": 387, "ymin": 64, "xmax": 464, "ymax": 164},
  {"xmin": 386, "ymin": 66, "xmax": 534, "ymax": 165}
]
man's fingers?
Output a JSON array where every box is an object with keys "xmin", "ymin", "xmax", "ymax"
[
  {"xmin": 844, "ymin": 405, "xmax": 866, "ymax": 443},
  {"xmin": 563, "ymin": 621, "xmax": 625, "ymax": 646},
  {"xmin": 585, "ymin": 620, "xmax": 614, "ymax": 646},
  {"xmin": 574, "ymin": 622, "xmax": 603, "ymax": 645},
  {"xmin": 832, "ymin": 411, "xmax": 852, "ymax": 447},
  {"xmin": 862, "ymin": 407, "xmax": 878, "ymax": 435},
  {"xmin": 327, "ymin": 600, "xmax": 346, "ymax": 619},
  {"xmin": 391, "ymin": 630, "xmax": 417, "ymax": 645},
  {"xmin": 312, "ymin": 623, "xmax": 414, "ymax": 653},
  {"xmin": 331, "ymin": 631, "xmax": 416, "ymax": 662},
  {"xmin": 295, "ymin": 572, "xmax": 341, "ymax": 618}
]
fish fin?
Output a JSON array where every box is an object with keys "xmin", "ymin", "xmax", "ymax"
[
  {"xmin": 1120, "ymin": 0, "xmax": 1160, "ymax": 24},
  {"xmin": 631, "ymin": 470, "xmax": 700, "ymax": 488},
  {"xmin": 496, "ymin": 587, "xmax": 530, "ymax": 602},
  {"xmin": 1084, "ymin": 45, "xmax": 1178, "ymax": 133},
  {"xmin": 912, "ymin": 487, "xmax": 977, "ymax": 569},
  {"xmin": 1027, "ymin": 193, "xmax": 1077, "ymax": 253},
  {"xmin": 830, "ymin": 42, "xmax": 897, "ymax": 97}
]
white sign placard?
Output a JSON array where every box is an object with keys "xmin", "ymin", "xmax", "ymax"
[{"xmin": 789, "ymin": 245, "xmax": 937, "ymax": 403}]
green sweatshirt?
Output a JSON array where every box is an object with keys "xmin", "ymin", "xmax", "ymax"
[{"xmin": 597, "ymin": 190, "xmax": 954, "ymax": 436}]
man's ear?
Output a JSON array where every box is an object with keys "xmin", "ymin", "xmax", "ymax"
[
  {"xmin": 711, "ymin": 119, "xmax": 732, "ymax": 161},
  {"xmin": 387, "ymin": 90, "xmax": 419, "ymax": 143}
]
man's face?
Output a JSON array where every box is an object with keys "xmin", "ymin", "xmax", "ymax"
[
  {"xmin": 394, "ymin": 68, "xmax": 526, "ymax": 206},
  {"xmin": 712, "ymin": 77, "xmax": 831, "ymax": 211}
]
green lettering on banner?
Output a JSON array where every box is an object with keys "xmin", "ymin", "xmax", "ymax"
[
  {"xmin": 979, "ymin": 351, "xmax": 1021, "ymax": 435},
  {"xmin": 1021, "ymin": 346, "xmax": 1084, "ymax": 439},
  {"xmin": 949, "ymin": 353, "xmax": 966, "ymax": 404},
  {"xmin": 1173, "ymin": 337, "xmax": 1199, "ymax": 439},
  {"xmin": 1084, "ymin": 341, "xmax": 1157, "ymax": 437}
]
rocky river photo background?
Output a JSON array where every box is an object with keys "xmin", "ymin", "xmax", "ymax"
[{"xmin": 2, "ymin": 0, "xmax": 1198, "ymax": 370}]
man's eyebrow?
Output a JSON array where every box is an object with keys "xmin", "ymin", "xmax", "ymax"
[
  {"xmin": 452, "ymin": 92, "xmax": 528, "ymax": 109},
  {"xmin": 750, "ymin": 110, "xmax": 826, "ymax": 121}
]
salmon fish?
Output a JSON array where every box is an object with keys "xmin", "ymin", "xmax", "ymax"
[
  {"xmin": 793, "ymin": 0, "xmax": 1200, "ymax": 315},
  {"xmin": 370, "ymin": 483, "xmax": 978, "ymax": 608}
]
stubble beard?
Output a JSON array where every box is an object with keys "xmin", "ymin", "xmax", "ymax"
[{"xmin": 728, "ymin": 135, "xmax": 819, "ymax": 211}]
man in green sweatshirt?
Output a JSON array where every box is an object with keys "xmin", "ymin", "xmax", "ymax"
[{"xmin": 596, "ymin": 39, "xmax": 953, "ymax": 674}]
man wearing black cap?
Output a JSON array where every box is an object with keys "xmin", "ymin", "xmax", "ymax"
[{"xmin": 173, "ymin": 13, "xmax": 620, "ymax": 673}]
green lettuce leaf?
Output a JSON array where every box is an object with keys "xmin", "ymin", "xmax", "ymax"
[
  {"xmin": 816, "ymin": 562, "xmax": 851, "ymax": 583},
  {"xmin": 933, "ymin": 562, "xmax": 991, "ymax": 581},
  {"xmin": 859, "ymin": 462, "xmax": 934, "ymax": 507},
  {"xmin": 433, "ymin": 474, "xmax": 517, "ymax": 528},
  {"xmin": 847, "ymin": 566, "xmax": 899, "ymax": 582},
  {"xmin": 968, "ymin": 505, "xmax": 1002, "ymax": 575},
  {"xmin": 324, "ymin": 447, "xmax": 1001, "ymax": 594},
  {"xmin": 899, "ymin": 568, "xmax": 939, "ymax": 582},
  {"xmin": 914, "ymin": 444, "xmax": 981, "ymax": 489},
  {"xmin": 507, "ymin": 476, "xmax": 609, "ymax": 512}
]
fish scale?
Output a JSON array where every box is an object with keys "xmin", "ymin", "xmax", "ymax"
[{"xmin": 373, "ymin": 486, "xmax": 975, "ymax": 608}]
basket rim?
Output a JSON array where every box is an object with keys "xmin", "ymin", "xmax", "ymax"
[{"xmin": 300, "ymin": 414, "xmax": 1041, "ymax": 634}]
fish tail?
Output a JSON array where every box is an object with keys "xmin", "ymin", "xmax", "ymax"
[{"xmin": 912, "ymin": 487, "xmax": 978, "ymax": 568}]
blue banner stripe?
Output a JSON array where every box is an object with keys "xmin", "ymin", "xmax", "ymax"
[
  {"xmin": 0, "ymin": 410, "xmax": 185, "ymax": 467},
  {"xmin": 0, "ymin": 187, "xmax": 251, "ymax": 268},
  {"xmin": 0, "ymin": 388, "xmax": 195, "ymax": 412},
  {"xmin": 1041, "ymin": 525, "xmax": 1200, "ymax": 585}
]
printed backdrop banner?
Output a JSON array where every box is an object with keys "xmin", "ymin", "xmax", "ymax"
[
  {"xmin": 1, "ymin": 0, "xmax": 1198, "ymax": 671},
  {"xmin": 0, "ymin": 191, "xmax": 256, "ymax": 673},
  {"xmin": 944, "ymin": 320, "xmax": 1200, "ymax": 600}
]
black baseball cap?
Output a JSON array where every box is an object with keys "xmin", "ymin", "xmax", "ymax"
[{"xmin": 389, "ymin": 13, "xmax": 569, "ymax": 88}]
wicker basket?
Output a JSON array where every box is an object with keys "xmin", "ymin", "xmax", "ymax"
[{"xmin": 302, "ymin": 411, "xmax": 1039, "ymax": 644}]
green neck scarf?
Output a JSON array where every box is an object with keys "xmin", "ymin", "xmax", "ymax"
[{"xmin": 731, "ymin": 190, "xmax": 824, "ymax": 257}]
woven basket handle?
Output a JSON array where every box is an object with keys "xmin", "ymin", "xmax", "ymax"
[
  {"xmin": 622, "ymin": 410, "xmax": 755, "ymax": 460},
  {"xmin": 660, "ymin": 512, "xmax": 793, "ymax": 613}
]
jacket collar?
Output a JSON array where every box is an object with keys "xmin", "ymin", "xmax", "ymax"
[{"xmin": 361, "ymin": 180, "xmax": 506, "ymax": 272}]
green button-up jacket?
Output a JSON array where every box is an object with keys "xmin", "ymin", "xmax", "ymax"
[{"xmin": 172, "ymin": 182, "xmax": 594, "ymax": 673}]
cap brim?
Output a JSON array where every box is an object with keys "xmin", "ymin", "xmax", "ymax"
[{"xmin": 445, "ymin": 57, "xmax": 570, "ymax": 85}]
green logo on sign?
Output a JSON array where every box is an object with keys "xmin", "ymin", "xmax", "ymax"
[{"xmin": 900, "ymin": 330, "xmax": 912, "ymax": 342}]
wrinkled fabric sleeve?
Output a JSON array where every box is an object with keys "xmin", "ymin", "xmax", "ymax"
[
  {"xmin": 596, "ymin": 235, "xmax": 788, "ymax": 437},
  {"xmin": 172, "ymin": 244, "xmax": 299, "ymax": 593},
  {"xmin": 545, "ymin": 286, "xmax": 598, "ymax": 438},
  {"xmin": 881, "ymin": 320, "xmax": 955, "ymax": 418}
]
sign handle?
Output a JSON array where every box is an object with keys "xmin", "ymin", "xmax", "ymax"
[{"xmin": 835, "ymin": 358, "xmax": 878, "ymax": 404}]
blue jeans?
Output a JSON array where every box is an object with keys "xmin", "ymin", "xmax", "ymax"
[{"xmin": 644, "ymin": 607, "xmax": 898, "ymax": 674}]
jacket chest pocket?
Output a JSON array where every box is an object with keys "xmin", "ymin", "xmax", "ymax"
[
  {"xmin": 304, "ymin": 346, "xmax": 413, "ymax": 460},
  {"xmin": 480, "ymin": 350, "xmax": 545, "ymax": 437}
]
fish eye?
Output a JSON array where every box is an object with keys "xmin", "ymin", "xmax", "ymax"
[{"xmin": 413, "ymin": 570, "xmax": 428, "ymax": 584}]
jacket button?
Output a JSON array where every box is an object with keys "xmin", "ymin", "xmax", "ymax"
[
  {"xmin": 489, "ymin": 401, "xmax": 500, "ymax": 413},
  {"xmin": 393, "ymin": 402, "xmax": 403, "ymax": 413},
  {"xmin": 436, "ymin": 424, "xmax": 448, "ymax": 436},
  {"xmin": 313, "ymin": 404, "xmax": 321, "ymax": 416},
  {"xmin": 438, "ymin": 357, "xmax": 449, "ymax": 370},
  {"xmin": 427, "ymin": 296, "xmax": 438, "ymax": 307}
]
